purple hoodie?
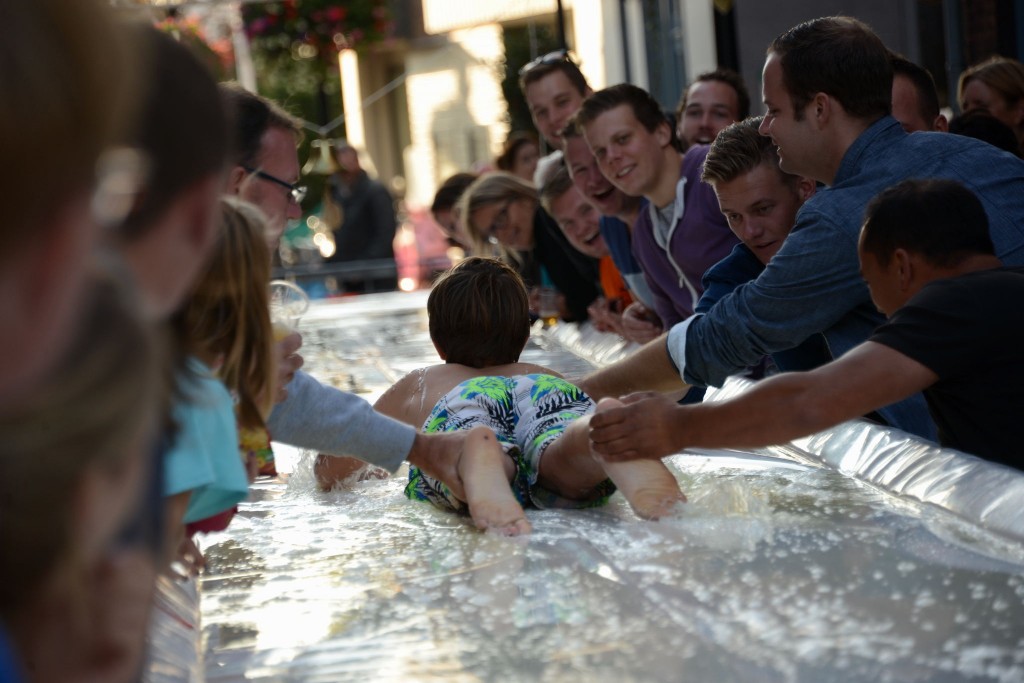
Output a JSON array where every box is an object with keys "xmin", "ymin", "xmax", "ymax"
[{"xmin": 631, "ymin": 144, "xmax": 739, "ymax": 327}]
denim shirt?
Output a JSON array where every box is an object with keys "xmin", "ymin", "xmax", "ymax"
[
  {"xmin": 699, "ymin": 243, "xmax": 832, "ymax": 373},
  {"xmin": 670, "ymin": 116, "xmax": 1024, "ymax": 440}
]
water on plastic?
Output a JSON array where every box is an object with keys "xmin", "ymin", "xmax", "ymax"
[{"xmin": 198, "ymin": 292, "xmax": 1024, "ymax": 683}]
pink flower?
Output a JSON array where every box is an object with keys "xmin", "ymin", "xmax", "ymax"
[{"xmin": 249, "ymin": 17, "xmax": 270, "ymax": 34}]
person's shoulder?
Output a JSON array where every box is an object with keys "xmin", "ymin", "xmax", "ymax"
[
  {"xmin": 926, "ymin": 266, "xmax": 1024, "ymax": 294},
  {"xmin": 682, "ymin": 144, "xmax": 710, "ymax": 165},
  {"xmin": 177, "ymin": 356, "xmax": 232, "ymax": 407},
  {"xmin": 502, "ymin": 362, "xmax": 559, "ymax": 377},
  {"xmin": 681, "ymin": 144, "xmax": 710, "ymax": 179},
  {"xmin": 904, "ymin": 268, "xmax": 1023, "ymax": 315},
  {"xmin": 790, "ymin": 189, "xmax": 845, "ymax": 233},
  {"xmin": 705, "ymin": 243, "xmax": 760, "ymax": 279}
]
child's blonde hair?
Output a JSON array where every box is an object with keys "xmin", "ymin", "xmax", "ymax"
[
  {"xmin": 180, "ymin": 197, "xmax": 275, "ymax": 428},
  {"xmin": 0, "ymin": 274, "xmax": 159, "ymax": 617}
]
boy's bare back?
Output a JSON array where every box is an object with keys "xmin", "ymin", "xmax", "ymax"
[{"xmin": 374, "ymin": 361, "xmax": 559, "ymax": 428}]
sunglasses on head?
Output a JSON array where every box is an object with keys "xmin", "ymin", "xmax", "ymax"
[{"xmin": 518, "ymin": 49, "xmax": 573, "ymax": 76}]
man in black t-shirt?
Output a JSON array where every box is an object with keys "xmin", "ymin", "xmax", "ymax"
[{"xmin": 589, "ymin": 179, "xmax": 1024, "ymax": 470}]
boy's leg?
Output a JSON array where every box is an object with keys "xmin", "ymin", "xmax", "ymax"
[
  {"xmin": 594, "ymin": 398, "xmax": 687, "ymax": 519},
  {"xmin": 535, "ymin": 416, "xmax": 610, "ymax": 501},
  {"xmin": 537, "ymin": 399, "xmax": 686, "ymax": 519},
  {"xmin": 459, "ymin": 425, "xmax": 531, "ymax": 535}
]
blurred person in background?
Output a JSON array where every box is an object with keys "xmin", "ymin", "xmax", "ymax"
[
  {"xmin": 674, "ymin": 68, "xmax": 750, "ymax": 149},
  {"xmin": 0, "ymin": 0, "xmax": 138, "ymax": 409},
  {"xmin": 495, "ymin": 131, "xmax": 541, "ymax": 183},
  {"xmin": 431, "ymin": 172, "xmax": 477, "ymax": 252},
  {"xmin": 958, "ymin": 56, "xmax": 1024, "ymax": 154},
  {"xmin": 0, "ymin": 3, "xmax": 145, "ymax": 680},
  {"xmin": 324, "ymin": 140, "xmax": 398, "ymax": 293},
  {"xmin": 889, "ymin": 53, "xmax": 948, "ymax": 133},
  {"xmin": 949, "ymin": 108, "xmax": 1023, "ymax": 156}
]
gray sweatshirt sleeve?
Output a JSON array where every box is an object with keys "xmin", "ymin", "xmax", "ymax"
[{"xmin": 267, "ymin": 369, "xmax": 414, "ymax": 473}]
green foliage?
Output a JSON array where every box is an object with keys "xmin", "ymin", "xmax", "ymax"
[{"xmin": 241, "ymin": 1, "xmax": 394, "ymax": 210}]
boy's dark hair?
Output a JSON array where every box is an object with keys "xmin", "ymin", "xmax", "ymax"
[
  {"xmin": 702, "ymin": 116, "xmax": 796, "ymax": 188},
  {"xmin": 676, "ymin": 68, "xmax": 751, "ymax": 120},
  {"xmin": 428, "ymin": 257, "xmax": 531, "ymax": 368},
  {"xmin": 431, "ymin": 173, "xmax": 477, "ymax": 215},
  {"xmin": 118, "ymin": 25, "xmax": 230, "ymax": 240},
  {"xmin": 574, "ymin": 83, "xmax": 668, "ymax": 135},
  {"xmin": 889, "ymin": 53, "xmax": 941, "ymax": 125},
  {"xmin": 770, "ymin": 16, "xmax": 892, "ymax": 122},
  {"xmin": 949, "ymin": 109, "xmax": 1022, "ymax": 157},
  {"xmin": 861, "ymin": 179, "xmax": 994, "ymax": 268},
  {"xmin": 219, "ymin": 82, "xmax": 303, "ymax": 169},
  {"xmin": 518, "ymin": 50, "xmax": 588, "ymax": 96}
]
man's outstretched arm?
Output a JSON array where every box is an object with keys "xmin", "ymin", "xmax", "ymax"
[
  {"xmin": 576, "ymin": 332, "xmax": 691, "ymax": 400},
  {"xmin": 268, "ymin": 370, "xmax": 415, "ymax": 472},
  {"xmin": 590, "ymin": 342, "xmax": 937, "ymax": 460}
]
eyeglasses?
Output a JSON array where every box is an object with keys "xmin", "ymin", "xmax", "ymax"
[
  {"xmin": 243, "ymin": 165, "xmax": 307, "ymax": 204},
  {"xmin": 485, "ymin": 201, "xmax": 512, "ymax": 243},
  {"xmin": 92, "ymin": 146, "xmax": 149, "ymax": 229},
  {"xmin": 518, "ymin": 49, "xmax": 572, "ymax": 76}
]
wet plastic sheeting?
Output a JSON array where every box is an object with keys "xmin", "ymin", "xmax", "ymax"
[{"xmin": 200, "ymin": 292, "xmax": 1024, "ymax": 682}]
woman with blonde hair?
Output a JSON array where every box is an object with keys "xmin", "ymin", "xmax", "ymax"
[
  {"xmin": 165, "ymin": 198, "xmax": 278, "ymax": 548},
  {"xmin": 457, "ymin": 171, "xmax": 600, "ymax": 322},
  {"xmin": 958, "ymin": 56, "xmax": 1024, "ymax": 154}
]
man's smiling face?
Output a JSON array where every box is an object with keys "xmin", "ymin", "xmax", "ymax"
[{"xmin": 583, "ymin": 104, "xmax": 670, "ymax": 199}]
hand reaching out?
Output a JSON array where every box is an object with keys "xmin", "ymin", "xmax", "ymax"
[
  {"xmin": 273, "ymin": 331, "xmax": 304, "ymax": 403},
  {"xmin": 589, "ymin": 393, "xmax": 686, "ymax": 461},
  {"xmin": 620, "ymin": 302, "xmax": 663, "ymax": 345}
]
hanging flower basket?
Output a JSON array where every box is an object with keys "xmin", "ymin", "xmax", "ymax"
[{"xmin": 242, "ymin": 0, "xmax": 393, "ymax": 66}]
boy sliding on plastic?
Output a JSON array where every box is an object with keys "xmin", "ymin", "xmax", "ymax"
[{"xmin": 317, "ymin": 257, "xmax": 686, "ymax": 533}]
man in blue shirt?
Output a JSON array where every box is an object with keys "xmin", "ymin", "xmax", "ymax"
[
  {"xmin": 591, "ymin": 179, "xmax": 1024, "ymax": 470},
  {"xmin": 579, "ymin": 16, "xmax": 1024, "ymax": 442}
]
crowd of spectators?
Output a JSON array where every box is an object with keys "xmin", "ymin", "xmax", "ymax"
[{"xmin": 2, "ymin": 3, "xmax": 1023, "ymax": 680}]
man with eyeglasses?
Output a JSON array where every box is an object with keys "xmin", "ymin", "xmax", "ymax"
[
  {"xmin": 220, "ymin": 85, "xmax": 471, "ymax": 500},
  {"xmin": 222, "ymin": 83, "xmax": 306, "ymax": 251}
]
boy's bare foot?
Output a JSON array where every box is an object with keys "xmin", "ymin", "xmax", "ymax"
[
  {"xmin": 458, "ymin": 425, "xmax": 531, "ymax": 535},
  {"xmin": 594, "ymin": 397, "xmax": 687, "ymax": 520}
]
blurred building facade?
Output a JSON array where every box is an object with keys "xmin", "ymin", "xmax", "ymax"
[{"xmin": 337, "ymin": 0, "xmax": 1021, "ymax": 214}]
